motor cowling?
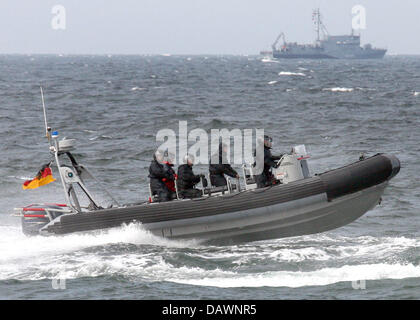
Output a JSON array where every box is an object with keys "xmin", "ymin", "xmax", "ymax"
[{"xmin": 273, "ymin": 145, "xmax": 311, "ymax": 184}]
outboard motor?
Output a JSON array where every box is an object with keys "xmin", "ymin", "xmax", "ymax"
[{"xmin": 273, "ymin": 145, "xmax": 311, "ymax": 184}]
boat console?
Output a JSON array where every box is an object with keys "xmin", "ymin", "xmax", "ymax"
[{"xmin": 242, "ymin": 144, "xmax": 311, "ymax": 190}]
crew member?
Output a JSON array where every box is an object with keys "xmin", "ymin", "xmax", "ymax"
[
  {"xmin": 209, "ymin": 142, "xmax": 240, "ymax": 187},
  {"xmin": 254, "ymin": 135, "xmax": 282, "ymax": 188},
  {"xmin": 162, "ymin": 152, "xmax": 177, "ymax": 197},
  {"xmin": 148, "ymin": 150, "xmax": 175, "ymax": 202},
  {"xmin": 177, "ymin": 154, "xmax": 207, "ymax": 199}
]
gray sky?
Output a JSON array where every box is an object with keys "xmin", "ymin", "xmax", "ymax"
[{"xmin": 1, "ymin": 0, "xmax": 419, "ymax": 55}]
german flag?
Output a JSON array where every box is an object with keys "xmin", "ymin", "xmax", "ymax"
[{"xmin": 23, "ymin": 164, "xmax": 56, "ymax": 190}]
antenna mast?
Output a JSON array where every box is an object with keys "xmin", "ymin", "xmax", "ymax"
[
  {"xmin": 40, "ymin": 86, "xmax": 52, "ymax": 141},
  {"xmin": 312, "ymin": 8, "xmax": 321, "ymax": 42},
  {"xmin": 312, "ymin": 8, "xmax": 328, "ymax": 43}
]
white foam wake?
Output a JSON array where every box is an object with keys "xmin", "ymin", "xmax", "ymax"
[
  {"xmin": 1, "ymin": 222, "xmax": 418, "ymax": 289},
  {"xmin": 168, "ymin": 263, "xmax": 420, "ymax": 288},
  {"xmin": 0, "ymin": 223, "xmax": 195, "ymax": 265}
]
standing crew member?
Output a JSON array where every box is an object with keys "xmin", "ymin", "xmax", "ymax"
[
  {"xmin": 209, "ymin": 142, "xmax": 239, "ymax": 187},
  {"xmin": 254, "ymin": 135, "xmax": 282, "ymax": 188}
]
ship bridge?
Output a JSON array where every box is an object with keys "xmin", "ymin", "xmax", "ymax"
[{"xmin": 323, "ymin": 35, "xmax": 361, "ymax": 46}]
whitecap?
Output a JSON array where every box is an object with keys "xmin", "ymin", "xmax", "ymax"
[
  {"xmin": 268, "ymin": 80, "xmax": 278, "ymax": 85},
  {"xmin": 261, "ymin": 58, "xmax": 279, "ymax": 63},
  {"xmin": 323, "ymin": 87, "xmax": 354, "ymax": 92},
  {"xmin": 7, "ymin": 175, "xmax": 32, "ymax": 181},
  {"xmin": 278, "ymin": 71, "xmax": 306, "ymax": 77},
  {"xmin": 131, "ymin": 86, "xmax": 145, "ymax": 91}
]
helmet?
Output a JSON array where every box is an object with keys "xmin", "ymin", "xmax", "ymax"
[
  {"xmin": 183, "ymin": 154, "xmax": 195, "ymax": 165},
  {"xmin": 263, "ymin": 135, "xmax": 273, "ymax": 148},
  {"xmin": 264, "ymin": 135, "xmax": 273, "ymax": 142}
]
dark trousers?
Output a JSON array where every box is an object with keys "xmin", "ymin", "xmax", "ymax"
[
  {"xmin": 179, "ymin": 189, "xmax": 202, "ymax": 199},
  {"xmin": 210, "ymin": 174, "xmax": 227, "ymax": 187},
  {"xmin": 155, "ymin": 190, "xmax": 175, "ymax": 202},
  {"xmin": 255, "ymin": 172, "xmax": 273, "ymax": 188}
]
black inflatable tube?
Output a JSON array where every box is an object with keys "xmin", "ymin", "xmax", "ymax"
[{"xmin": 318, "ymin": 154, "xmax": 400, "ymax": 201}]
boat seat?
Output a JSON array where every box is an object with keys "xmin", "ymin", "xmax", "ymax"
[{"xmin": 246, "ymin": 175, "xmax": 256, "ymax": 184}]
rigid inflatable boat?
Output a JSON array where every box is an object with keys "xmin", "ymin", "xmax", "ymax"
[
  {"xmin": 14, "ymin": 129, "xmax": 400, "ymax": 244},
  {"xmin": 14, "ymin": 90, "xmax": 400, "ymax": 244}
]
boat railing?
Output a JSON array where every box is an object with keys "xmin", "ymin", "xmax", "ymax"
[
  {"xmin": 242, "ymin": 164, "xmax": 257, "ymax": 190},
  {"xmin": 174, "ymin": 176, "xmax": 180, "ymax": 200}
]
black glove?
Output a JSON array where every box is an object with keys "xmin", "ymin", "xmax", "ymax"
[{"xmin": 202, "ymin": 177, "xmax": 208, "ymax": 188}]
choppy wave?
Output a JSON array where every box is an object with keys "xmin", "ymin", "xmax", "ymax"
[
  {"xmin": 0, "ymin": 55, "xmax": 419, "ymax": 299},
  {"xmin": 1, "ymin": 221, "xmax": 418, "ymax": 289}
]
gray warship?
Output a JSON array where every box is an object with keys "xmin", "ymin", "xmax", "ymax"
[{"xmin": 264, "ymin": 9, "xmax": 386, "ymax": 59}]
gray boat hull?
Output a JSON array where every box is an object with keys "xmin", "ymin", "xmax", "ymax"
[
  {"xmin": 147, "ymin": 182, "xmax": 386, "ymax": 244},
  {"xmin": 35, "ymin": 153, "xmax": 400, "ymax": 244}
]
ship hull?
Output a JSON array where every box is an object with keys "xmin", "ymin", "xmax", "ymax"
[
  {"xmin": 273, "ymin": 49, "xmax": 386, "ymax": 59},
  {"xmin": 273, "ymin": 52, "xmax": 336, "ymax": 59}
]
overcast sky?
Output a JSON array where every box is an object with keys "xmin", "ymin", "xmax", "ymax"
[{"xmin": 1, "ymin": 0, "xmax": 419, "ymax": 55}]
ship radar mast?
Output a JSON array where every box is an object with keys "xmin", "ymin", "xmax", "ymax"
[{"xmin": 312, "ymin": 8, "xmax": 329, "ymax": 43}]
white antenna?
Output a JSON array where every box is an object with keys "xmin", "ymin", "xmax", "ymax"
[{"xmin": 40, "ymin": 86, "xmax": 50, "ymax": 138}]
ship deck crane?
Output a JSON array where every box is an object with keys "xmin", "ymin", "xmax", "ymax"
[{"xmin": 272, "ymin": 32, "xmax": 286, "ymax": 51}]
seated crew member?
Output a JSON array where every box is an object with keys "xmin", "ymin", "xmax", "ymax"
[
  {"xmin": 177, "ymin": 154, "xmax": 207, "ymax": 199},
  {"xmin": 254, "ymin": 135, "xmax": 282, "ymax": 188},
  {"xmin": 148, "ymin": 150, "xmax": 175, "ymax": 202},
  {"xmin": 209, "ymin": 142, "xmax": 240, "ymax": 187}
]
